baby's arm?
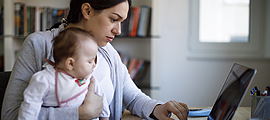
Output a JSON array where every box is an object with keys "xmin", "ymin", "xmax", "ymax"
[{"xmin": 18, "ymin": 72, "xmax": 49, "ymax": 120}]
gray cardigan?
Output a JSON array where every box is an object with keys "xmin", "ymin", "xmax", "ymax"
[{"xmin": 1, "ymin": 25, "xmax": 163, "ymax": 120}]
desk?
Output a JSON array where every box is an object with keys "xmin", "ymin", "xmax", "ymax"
[{"xmin": 121, "ymin": 107, "xmax": 251, "ymax": 120}]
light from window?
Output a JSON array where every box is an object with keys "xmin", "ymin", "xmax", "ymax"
[{"xmin": 199, "ymin": 0, "xmax": 250, "ymax": 43}]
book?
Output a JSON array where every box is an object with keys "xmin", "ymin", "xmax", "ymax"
[
  {"xmin": 47, "ymin": 8, "xmax": 52, "ymax": 29},
  {"xmin": 137, "ymin": 6, "xmax": 151, "ymax": 37},
  {"xmin": 129, "ymin": 6, "xmax": 141, "ymax": 37},
  {"xmin": 41, "ymin": 7, "xmax": 48, "ymax": 31},
  {"xmin": 26, "ymin": 6, "xmax": 32, "ymax": 35},
  {"xmin": 23, "ymin": 5, "xmax": 27, "ymax": 36},
  {"xmin": 133, "ymin": 61, "xmax": 150, "ymax": 85},
  {"xmin": 128, "ymin": 8, "xmax": 134, "ymax": 37},
  {"xmin": 128, "ymin": 58, "xmax": 137, "ymax": 74},
  {"xmin": 130, "ymin": 59, "xmax": 144, "ymax": 79},
  {"xmin": 19, "ymin": 3, "xmax": 25, "ymax": 36},
  {"xmin": 14, "ymin": 3, "xmax": 22, "ymax": 36}
]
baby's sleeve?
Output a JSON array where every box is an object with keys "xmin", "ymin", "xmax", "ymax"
[{"xmin": 18, "ymin": 72, "xmax": 50, "ymax": 120}]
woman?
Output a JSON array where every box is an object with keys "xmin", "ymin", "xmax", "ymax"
[{"xmin": 2, "ymin": 0, "xmax": 189, "ymax": 119}]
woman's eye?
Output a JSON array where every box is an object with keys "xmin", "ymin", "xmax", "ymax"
[{"xmin": 111, "ymin": 18, "xmax": 117, "ymax": 22}]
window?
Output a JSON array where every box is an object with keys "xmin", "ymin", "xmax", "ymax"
[
  {"xmin": 200, "ymin": 0, "xmax": 249, "ymax": 43},
  {"xmin": 188, "ymin": 0, "xmax": 268, "ymax": 59}
]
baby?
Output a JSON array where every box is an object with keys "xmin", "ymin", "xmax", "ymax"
[{"xmin": 18, "ymin": 27, "xmax": 109, "ymax": 120}]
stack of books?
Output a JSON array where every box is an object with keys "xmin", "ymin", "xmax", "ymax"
[
  {"xmin": 119, "ymin": 52, "xmax": 150, "ymax": 86},
  {"xmin": 120, "ymin": 6, "xmax": 151, "ymax": 37},
  {"xmin": 14, "ymin": 2, "xmax": 69, "ymax": 36}
]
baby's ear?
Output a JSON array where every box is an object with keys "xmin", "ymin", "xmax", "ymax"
[{"xmin": 65, "ymin": 57, "xmax": 75, "ymax": 71}]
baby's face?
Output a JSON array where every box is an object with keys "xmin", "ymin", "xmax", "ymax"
[{"xmin": 72, "ymin": 38, "xmax": 98, "ymax": 79}]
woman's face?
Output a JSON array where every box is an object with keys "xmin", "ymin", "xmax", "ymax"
[{"xmin": 85, "ymin": 1, "xmax": 129, "ymax": 47}]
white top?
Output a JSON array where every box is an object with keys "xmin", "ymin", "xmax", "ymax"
[{"xmin": 93, "ymin": 51, "xmax": 114, "ymax": 105}]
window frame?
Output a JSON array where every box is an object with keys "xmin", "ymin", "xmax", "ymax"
[{"xmin": 188, "ymin": 0, "xmax": 267, "ymax": 59}]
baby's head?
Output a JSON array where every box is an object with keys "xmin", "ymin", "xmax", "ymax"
[{"xmin": 53, "ymin": 27, "xmax": 98, "ymax": 79}]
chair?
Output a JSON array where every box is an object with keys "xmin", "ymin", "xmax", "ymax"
[{"xmin": 0, "ymin": 71, "xmax": 11, "ymax": 118}]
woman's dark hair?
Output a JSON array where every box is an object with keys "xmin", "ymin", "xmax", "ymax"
[{"xmin": 49, "ymin": 0, "xmax": 132, "ymax": 30}]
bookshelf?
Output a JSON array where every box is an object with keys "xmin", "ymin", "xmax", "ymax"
[
  {"xmin": 2, "ymin": 0, "xmax": 69, "ymax": 71},
  {"xmin": 111, "ymin": 0, "xmax": 161, "ymax": 98},
  {"xmin": 2, "ymin": 0, "xmax": 161, "ymax": 98}
]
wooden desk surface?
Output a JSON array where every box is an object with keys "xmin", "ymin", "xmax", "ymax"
[{"xmin": 121, "ymin": 107, "xmax": 251, "ymax": 120}]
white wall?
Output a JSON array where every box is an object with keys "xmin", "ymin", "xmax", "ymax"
[{"xmin": 156, "ymin": 0, "xmax": 270, "ymax": 107}]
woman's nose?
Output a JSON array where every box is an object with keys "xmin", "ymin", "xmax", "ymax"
[{"xmin": 112, "ymin": 23, "xmax": 121, "ymax": 35}]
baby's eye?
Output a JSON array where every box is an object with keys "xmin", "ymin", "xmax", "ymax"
[{"xmin": 88, "ymin": 59, "xmax": 95, "ymax": 64}]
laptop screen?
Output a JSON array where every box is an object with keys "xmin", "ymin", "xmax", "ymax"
[{"xmin": 208, "ymin": 63, "xmax": 256, "ymax": 120}]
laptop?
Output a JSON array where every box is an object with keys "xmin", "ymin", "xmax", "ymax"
[{"xmin": 188, "ymin": 63, "xmax": 257, "ymax": 120}]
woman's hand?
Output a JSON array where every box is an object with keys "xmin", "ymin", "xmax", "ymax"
[
  {"xmin": 79, "ymin": 77, "xmax": 103, "ymax": 119},
  {"xmin": 152, "ymin": 100, "xmax": 189, "ymax": 120}
]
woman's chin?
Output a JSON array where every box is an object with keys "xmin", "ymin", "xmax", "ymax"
[{"xmin": 98, "ymin": 42, "xmax": 108, "ymax": 47}]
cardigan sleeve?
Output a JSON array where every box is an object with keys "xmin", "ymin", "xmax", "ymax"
[
  {"xmin": 121, "ymin": 62, "xmax": 164, "ymax": 119},
  {"xmin": 105, "ymin": 43, "xmax": 164, "ymax": 119},
  {"xmin": 1, "ymin": 31, "xmax": 79, "ymax": 120}
]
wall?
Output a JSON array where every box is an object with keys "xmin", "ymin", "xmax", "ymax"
[{"xmin": 156, "ymin": 0, "xmax": 270, "ymax": 107}]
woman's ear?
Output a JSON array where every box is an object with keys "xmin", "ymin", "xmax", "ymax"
[
  {"xmin": 65, "ymin": 57, "xmax": 75, "ymax": 71},
  {"xmin": 81, "ymin": 3, "xmax": 93, "ymax": 20}
]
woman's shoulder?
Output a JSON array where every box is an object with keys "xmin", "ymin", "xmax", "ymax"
[{"xmin": 24, "ymin": 28, "xmax": 60, "ymax": 45}]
